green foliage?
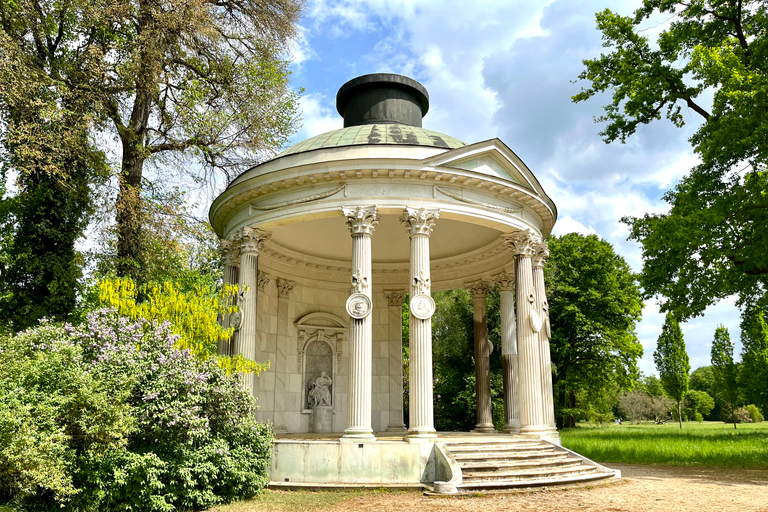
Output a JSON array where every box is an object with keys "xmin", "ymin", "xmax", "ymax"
[
  {"xmin": 654, "ymin": 313, "xmax": 690, "ymax": 428},
  {"xmin": 545, "ymin": 233, "xmax": 643, "ymax": 427},
  {"xmin": 683, "ymin": 390, "xmax": 715, "ymax": 422},
  {"xmin": 0, "ymin": 320, "xmax": 134, "ymax": 506},
  {"xmin": 574, "ymin": 0, "xmax": 768, "ymax": 318},
  {"xmin": 637, "ymin": 374, "xmax": 665, "ymax": 398},
  {"xmin": 746, "ymin": 404, "xmax": 764, "ymax": 423},
  {"xmin": 711, "ymin": 325, "xmax": 741, "ymax": 427},
  {"xmin": 561, "ymin": 422, "xmax": 768, "ymax": 467},
  {"xmin": 0, "ymin": 310, "xmax": 273, "ymax": 511},
  {"xmin": 741, "ymin": 306, "xmax": 768, "ymax": 415},
  {"xmin": 689, "ymin": 366, "xmax": 721, "ymax": 420}
]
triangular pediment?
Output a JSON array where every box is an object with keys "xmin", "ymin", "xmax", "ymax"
[{"xmin": 421, "ymin": 139, "xmax": 543, "ymax": 195}]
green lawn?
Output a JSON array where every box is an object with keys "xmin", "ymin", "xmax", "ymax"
[{"xmin": 560, "ymin": 421, "xmax": 768, "ymax": 467}]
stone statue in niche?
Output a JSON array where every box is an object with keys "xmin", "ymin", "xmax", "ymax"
[
  {"xmin": 308, "ymin": 371, "xmax": 333, "ymax": 407},
  {"xmin": 304, "ymin": 340, "xmax": 334, "ymax": 409}
]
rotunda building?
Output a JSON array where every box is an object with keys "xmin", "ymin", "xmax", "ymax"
[{"xmin": 210, "ymin": 74, "xmax": 616, "ymax": 490}]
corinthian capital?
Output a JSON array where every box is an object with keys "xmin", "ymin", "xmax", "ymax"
[
  {"xmin": 501, "ymin": 229, "xmax": 541, "ymax": 258},
  {"xmin": 219, "ymin": 238, "xmax": 240, "ymax": 266},
  {"xmin": 342, "ymin": 205, "xmax": 379, "ymax": 235},
  {"xmin": 237, "ymin": 226, "xmax": 271, "ymax": 255},
  {"xmin": 467, "ymin": 280, "xmax": 492, "ymax": 299},
  {"xmin": 385, "ymin": 290, "xmax": 407, "ymax": 307},
  {"xmin": 532, "ymin": 240, "xmax": 550, "ymax": 268},
  {"xmin": 400, "ymin": 207, "xmax": 440, "ymax": 237},
  {"xmin": 493, "ymin": 271, "xmax": 515, "ymax": 291}
]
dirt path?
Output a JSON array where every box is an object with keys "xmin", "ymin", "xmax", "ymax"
[{"xmin": 325, "ymin": 464, "xmax": 768, "ymax": 512}]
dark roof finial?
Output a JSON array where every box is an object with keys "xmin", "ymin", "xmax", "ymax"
[{"xmin": 336, "ymin": 73, "xmax": 430, "ymax": 128}]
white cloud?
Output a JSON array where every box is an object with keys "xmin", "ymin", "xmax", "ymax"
[{"xmin": 294, "ymin": 93, "xmax": 343, "ymax": 141}]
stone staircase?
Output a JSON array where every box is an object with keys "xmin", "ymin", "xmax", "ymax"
[{"xmin": 436, "ymin": 437, "xmax": 618, "ymax": 493}]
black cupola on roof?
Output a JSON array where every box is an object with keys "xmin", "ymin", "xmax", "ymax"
[{"xmin": 336, "ymin": 73, "xmax": 430, "ymax": 128}]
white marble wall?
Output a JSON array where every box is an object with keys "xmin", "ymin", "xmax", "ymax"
[{"xmin": 253, "ymin": 280, "xmax": 396, "ymax": 434}]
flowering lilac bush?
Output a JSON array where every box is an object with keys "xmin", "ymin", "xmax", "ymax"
[{"xmin": 1, "ymin": 309, "xmax": 273, "ymax": 511}]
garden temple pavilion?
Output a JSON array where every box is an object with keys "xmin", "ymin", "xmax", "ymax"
[{"xmin": 209, "ymin": 74, "xmax": 618, "ymax": 492}]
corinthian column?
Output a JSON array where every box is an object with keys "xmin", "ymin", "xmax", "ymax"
[
  {"xmin": 218, "ymin": 239, "xmax": 240, "ymax": 356},
  {"xmin": 468, "ymin": 280, "xmax": 495, "ymax": 433},
  {"xmin": 385, "ymin": 291, "xmax": 407, "ymax": 432},
  {"xmin": 237, "ymin": 226, "xmax": 271, "ymax": 394},
  {"xmin": 342, "ymin": 206, "xmax": 379, "ymax": 440},
  {"xmin": 494, "ymin": 270, "xmax": 520, "ymax": 434},
  {"xmin": 502, "ymin": 230, "xmax": 548, "ymax": 438},
  {"xmin": 533, "ymin": 241, "xmax": 559, "ymax": 442},
  {"xmin": 401, "ymin": 207, "xmax": 439, "ymax": 439}
]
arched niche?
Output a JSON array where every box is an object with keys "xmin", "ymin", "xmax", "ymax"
[{"xmin": 294, "ymin": 312, "xmax": 347, "ymax": 412}]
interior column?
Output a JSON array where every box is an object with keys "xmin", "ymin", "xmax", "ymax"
[
  {"xmin": 502, "ymin": 230, "xmax": 548, "ymax": 438},
  {"xmin": 468, "ymin": 280, "xmax": 495, "ymax": 433},
  {"xmin": 401, "ymin": 207, "xmax": 439, "ymax": 439},
  {"xmin": 495, "ymin": 271, "xmax": 521, "ymax": 434},
  {"xmin": 237, "ymin": 226, "xmax": 271, "ymax": 394},
  {"xmin": 342, "ymin": 206, "xmax": 379, "ymax": 440},
  {"xmin": 385, "ymin": 291, "xmax": 408, "ymax": 432},
  {"xmin": 532, "ymin": 241, "xmax": 560, "ymax": 442},
  {"xmin": 218, "ymin": 238, "xmax": 240, "ymax": 356}
]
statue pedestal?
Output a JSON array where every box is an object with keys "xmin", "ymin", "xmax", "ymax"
[{"xmin": 311, "ymin": 406, "xmax": 334, "ymax": 433}]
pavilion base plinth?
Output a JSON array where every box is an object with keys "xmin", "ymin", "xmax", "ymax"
[{"xmin": 386, "ymin": 424, "xmax": 408, "ymax": 433}]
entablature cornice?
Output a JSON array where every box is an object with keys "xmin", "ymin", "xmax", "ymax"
[{"xmin": 210, "ymin": 157, "xmax": 556, "ymax": 238}]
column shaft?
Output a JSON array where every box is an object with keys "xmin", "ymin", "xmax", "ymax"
[
  {"xmin": 342, "ymin": 206, "xmax": 378, "ymax": 440},
  {"xmin": 386, "ymin": 291, "xmax": 407, "ymax": 432},
  {"xmin": 218, "ymin": 239, "xmax": 240, "ymax": 356},
  {"xmin": 497, "ymin": 272, "xmax": 520, "ymax": 433},
  {"xmin": 533, "ymin": 242, "xmax": 558, "ymax": 440},
  {"xmin": 402, "ymin": 207, "xmax": 439, "ymax": 439},
  {"xmin": 469, "ymin": 282, "xmax": 494, "ymax": 432}
]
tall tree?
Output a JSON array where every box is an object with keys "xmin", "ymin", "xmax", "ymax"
[
  {"xmin": 711, "ymin": 325, "xmax": 741, "ymax": 428},
  {"xmin": 654, "ymin": 313, "xmax": 690, "ymax": 428},
  {"xmin": 573, "ymin": 0, "xmax": 768, "ymax": 319},
  {"xmin": 0, "ymin": 25, "xmax": 109, "ymax": 329},
  {"xmin": 545, "ymin": 233, "xmax": 644, "ymax": 428},
  {"xmin": 1, "ymin": 0, "xmax": 302, "ymax": 279},
  {"xmin": 741, "ymin": 306, "xmax": 768, "ymax": 415}
]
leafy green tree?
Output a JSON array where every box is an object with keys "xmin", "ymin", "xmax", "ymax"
[
  {"xmin": 0, "ymin": 28, "xmax": 109, "ymax": 329},
  {"xmin": 545, "ymin": 233, "xmax": 644, "ymax": 428},
  {"xmin": 711, "ymin": 325, "xmax": 741, "ymax": 428},
  {"xmin": 573, "ymin": 0, "xmax": 768, "ymax": 318},
  {"xmin": 741, "ymin": 306, "xmax": 768, "ymax": 415},
  {"xmin": 689, "ymin": 366, "xmax": 721, "ymax": 420},
  {"xmin": 1, "ymin": 0, "xmax": 302, "ymax": 279},
  {"xmin": 654, "ymin": 313, "xmax": 690, "ymax": 428},
  {"xmin": 683, "ymin": 389, "xmax": 715, "ymax": 422},
  {"xmin": 636, "ymin": 373, "xmax": 665, "ymax": 398}
]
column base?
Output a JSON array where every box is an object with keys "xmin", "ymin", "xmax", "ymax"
[
  {"xmin": 386, "ymin": 423, "xmax": 408, "ymax": 433},
  {"xmin": 471, "ymin": 423, "xmax": 497, "ymax": 434},
  {"xmin": 519, "ymin": 425, "xmax": 560, "ymax": 444},
  {"xmin": 502, "ymin": 425, "xmax": 521, "ymax": 434},
  {"xmin": 406, "ymin": 426, "xmax": 437, "ymax": 442},
  {"xmin": 341, "ymin": 427, "xmax": 376, "ymax": 442}
]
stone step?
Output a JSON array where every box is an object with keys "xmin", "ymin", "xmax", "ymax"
[
  {"xmin": 446, "ymin": 443, "xmax": 548, "ymax": 453},
  {"xmin": 452, "ymin": 449, "xmax": 557, "ymax": 461},
  {"xmin": 459, "ymin": 455, "xmax": 581, "ymax": 471},
  {"xmin": 460, "ymin": 464, "xmax": 598, "ymax": 483},
  {"xmin": 455, "ymin": 470, "xmax": 615, "ymax": 492}
]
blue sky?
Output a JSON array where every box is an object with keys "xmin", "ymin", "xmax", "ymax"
[{"xmin": 281, "ymin": 0, "xmax": 743, "ymax": 376}]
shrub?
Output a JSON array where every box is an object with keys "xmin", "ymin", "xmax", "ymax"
[
  {"xmin": 746, "ymin": 404, "xmax": 764, "ymax": 423},
  {"xmin": 1, "ymin": 310, "xmax": 273, "ymax": 512},
  {"xmin": 723, "ymin": 407, "xmax": 752, "ymax": 424}
]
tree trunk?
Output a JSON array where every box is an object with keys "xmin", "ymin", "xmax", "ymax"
[
  {"xmin": 115, "ymin": 85, "xmax": 153, "ymax": 278},
  {"xmin": 677, "ymin": 400, "xmax": 683, "ymax": 429},
  {"xmin": 556, "ymin": 389, "xmax": 565, "ymax": 429},
  {"xmin": 566, "ymin": 391, "xmax": 576, "ymax": 428}
]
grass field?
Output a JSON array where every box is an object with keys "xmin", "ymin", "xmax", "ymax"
[{"xmin": 560, "ymin": 421, "xmax": 768, "ymax": 467}]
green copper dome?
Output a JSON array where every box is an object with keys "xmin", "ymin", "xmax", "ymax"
[{"xmin": 278, "ymin": 123, "xmax": 466, "ymax": 157}]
